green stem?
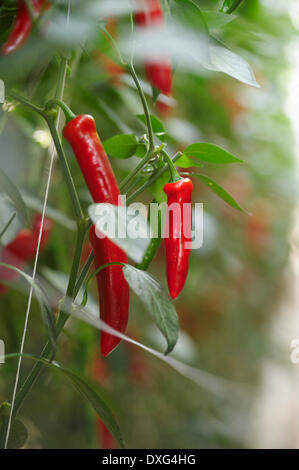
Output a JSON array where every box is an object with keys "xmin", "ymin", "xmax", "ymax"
[
  {"xmin": 119, "ymin": 64, "xmax": 157, "ymax": 192},
  {"xmin": 74, "ymin": 251, "xmax": 94, "ymax": 298},
  {"xmin": 136, "ymin": 203, "xmax": 162, "ymax": 271},
  {"xmin": 125, "ymin": 175, "xmax": 143, "ymax": 197},
  {"xmin": 55, "ymin": 56, "xmax": 68, "ymax": 100},
  {"xmin": 119, "ymin": 150, "xmax": 154, "ymax": 192},
  {"xmin": 220, "ymin": 0, "xmax": 244, "ymax": 14},
  {"xmin": 45, "ymin": 117, "xmax": 83, "ymax": 222},
  {"xmin": 46, "ymin": 99, "xmax": 76, "ymax": 122},
  {"xmin": 0, "ymin": 212, "xmax": 16, "ymax": 240},
  {"xmin": 126, "ymin": 152, "xmax": 182, "ymax": 204},
  {"xmin": 8, "ymin": 91, "xmax": 45, "ymax": 117},
  {"xmin": 127, "ymin": 63, "xmax": 154, "ymax": 151},
  {"xmin": 161, "ymin": 149, "xmax": 180, "ymax": 182},
  {"xmin": 11, "ymin": 220, "xmax": 89, "ymax": 420},
  {"xmin": 2, "ymin": 55, "xmax": 86, "ymax": 434}
]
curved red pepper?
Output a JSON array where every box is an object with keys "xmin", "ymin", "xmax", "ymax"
[
  {"xmin": 0, "ymin": 214, "xmax": 53, "ymax": 294},
  {"xmin": 135, "ymin": 0, "xmax": 172, "ymax": 96},
  {"xmin": 63, "ymin": 114, "xmax": 129, "ymax": 357},
  {"xmin": 2, "ymin": 0, "xmax": 49, "ymax": 56},
  {"xmin": 164, "ymin": 178, "xmax": 193, "ymax": 299}
]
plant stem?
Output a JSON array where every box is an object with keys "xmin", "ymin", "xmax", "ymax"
[
  {"xmin": 126, "ymin": 152, "xmax": 182, "ymax": 204},
  {"xmin": 127, "ymin": 63, "xmax": 154, "ymax": 151},
  {"xmin": 0, "ymin": 212, "xmax": 16, "ymax": 240},
  {"xmin": 118, "ymin": 63, "xmax": 156, "ymax": 192},
  {"xmin": 2, "ymin": 54, "xmax": 87, "ymax": 438},
  {"xmin": 46, "ymin": 99, "xmax": 76, "ymax": 122},
  {"xmin": 55, "ymin": 56, "xmax": 68, "ymax": 100},
  {"xmin": 136, "ymin": 203, "xmax": 162, "ymax": 271},
  {"xmin": 45, "ymin": 117, "xmax": 83, "ymax": 222},
  {"xmin": 74, "ymin": 251, "xmax": 94, "ymax": 298},
  {"xmin": 10, "ymin": 220, "xmax": 89, "ymax": 421},
  {"xmin": 220, "ymin": 0, "xmax": 244, "ymax": 14},
  {"xmin": 8, "ymin": 91, "xmax": 45, "ymax": 117},
  {"xmin": 161, "ymin": 149, "xmax": 180, "ymax": 182}
]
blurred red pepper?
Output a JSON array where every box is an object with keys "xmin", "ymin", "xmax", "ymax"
[
  {"xmin": 135, "ymin": 0, "xmax": 172, "ymax": 96},
  {"xmin": 92, "ymin": 355, "xmax": 117, "ymax": 449},
  {"xmin": 0, "ymin": 213, "xmax": 53, "ymax": 294},
  {"xmin": 2, "ymin": 0, "xmax": 50, "ymax": 56},
  {"xmin": 156, "ymin": 99, "xmax": 174, "ymax": 118},
  {"xmin": 63, "ymin": 114, "xmax": 129, "ymax": 357}
]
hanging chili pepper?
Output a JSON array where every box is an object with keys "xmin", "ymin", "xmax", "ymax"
[
  {"xmin": 0, "ymin": 214, "xmax": 53, "ymax": 294},
  {"xmin": 135, "ymin": 0, "xmax": 172, "ymax": 96},
  {"xmin": 63, "ymin": 114, "xmax": 129, "ymax": 357},
  {"xmin": 2, "ymin": 0, "xmax": 50, "ymax": 56},
  {"xmin": 89, "ymin": 226, "xmax": 129, "ymax": 357},
  {"xmin": 164, "ymin": 177, "xmax": 193, "ymax": 299}
]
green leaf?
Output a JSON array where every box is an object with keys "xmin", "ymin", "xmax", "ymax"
[
  {"xmin": 0, "ymin": 403, "xmax": 28, "ymax": 449},
  {"xmin": 176, "ymin": 154, "xmax": 203, "ymax": 169},
  {"xmin": 183, "ymin": 143, "xmax": 243, "ymax": 164},
  {"xmin": 123, "ymin": 265, "xmax": 179, "ymax": 354},
  {"xmin": 0, "ymin": 263, "xmax": 56, "ymax": 353},
  {"xmin": 208, "ymin": 38, "xmax": 260, "ymax": 88},
  {"xmin": 136, "ymin": 114, "xmax": 166, "ymax": 142},
  {"xmin": 4, "ymin": 354, "xmax": 124, "ymax": 448},
  {"xmin": 202, "ymin": 11, "xmax": 237, "ymax": 29},
  {"xmin": 103, "ymin": 134, "xmax": 139, "ymax": 159},
  {"xmin": 196, "ymin": 174, "xmax": 244, "ymax": 212},
  {"xmin": 135, "ymin": 143, "xmax": 147, "ymax": 159},
  {"xmin": 0, "ymin": 169, "xmax": 29, "ymax": 227},
  {"xmin": 173, "ymin": 0, "xmax": 208, "ymax": 33}
]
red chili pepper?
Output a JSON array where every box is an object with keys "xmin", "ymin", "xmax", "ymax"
[
  {"xmin": 164, "ymin": 178, "xmax": 193, "ymax": 299},
  {"xmin": 89, "ymin": 226, "xmax": 129, "ymax": 357},
  {"xmin": 63, "ymin": 114, "xmax": 129, "ymax": 357},
  {"xmin": 135, "ymin": 0, "xmax": 172, "ymax": 96},
  {"xmin": 2, "ymin": 0, "xmax": 49, "ymax": 56},
  {"xmin": 0, "ymin": 214, "xmax": 53, "ymax": 294}
]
